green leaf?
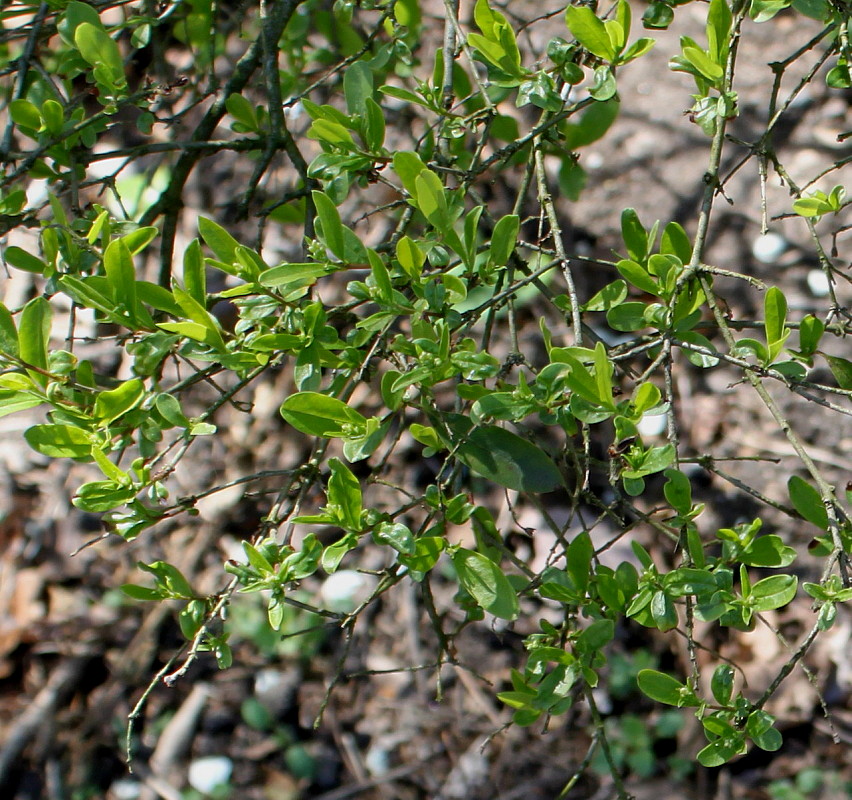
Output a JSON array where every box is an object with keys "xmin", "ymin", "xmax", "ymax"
[
  {"xmin": 309, "ymin": 118, "xmax": 354, "ymax": 146},
  {"xmin": 139, "ymin": 560, "xmax": 194, "ymax": 599},
  {"xmin": 563, "ymin": 99, "xmax": 620, "ymax": 149},
  {"xmin": 566, "ymin": 6, "xmax": 617, "ymax": 61},
  {"xmin": 621, "ymin": 209, "xmax": 649, "ymax": 262},
  {"xmin": 557, "ymin": 351, "xmax": 606, "ymax": 406},
  {"xmin": 25, "ymin": 424, "xmax": 93, "ymax": 459},
  {"xmin": 18, "ymin": 297, "xmax": 50, "ymax": 384},
  {"xmin": 103, "ymin": 239, "xmax": 137, "ymax": 316},
  {"xmin": 632, "ymin": 381, "xmax": 661, "ymax": 415},
  {"xmin": 4, "ymin": 246, "xmax": 47, "ymax": 275},
  {"xmin": 749, "ymin": 574, "xmax": 798, "ymax": 611},
  {"xmin": 620, "ymin": 36, "xmax": 655, "ymax": 63},
  {"xmin": 0, "ymin": 303, "xmax": 18, "ymax": 357},
  {"xmin": 566, "ymin": 531, "xmax": 593, "ymax": 594},
  {"xmin": 455, "ymin": 425, "xmax": 562, "ymax": 493},
  {"xmin": 637, "ymin": 669, "xmax": 700, "ymax": 706},
  {"xmin": 490, "ymin": 214, "xmax": 519, "ymax": 266},
  {"xmin": 393, "ymin": 151, "xmax": 427, "ymax": 198},
  {"xmin": 710, "ymin": 664, "xmax": 734, "ymax": 706},
  {"xmin": 577, "ymin": 618, "xmax": 614, "ymax": 651},
  {"xmin": 328, "ymin": 457, "xmax": 362, "ymax": 531},
  {"xmin": 746, "ymin": 710, "xmax": 782, "ymax": 751},
  {"xmin": 312, "ymin": 190, "xmax": 345, "ymax": 260},
  {"xmin": 363, "ymin": 97, "xmax": 385, "ymax": 151},
  {"xmin": 124, "ymin": 226, "xmax": 160, "ymax": 256},
  {"xmin": 259, "ymin": 262, "xmax": 330, "ymax": 291},
  {"xmin": 410, "ymin": 423, "xmax": 444, "ymax": 451},
  {"xmin": 398, "ymin": 536, "xmax": 445, "ymax": 580},
  {"xmin": 226, "ymin": 93, "xmax": 258, "ymax": 130},
  {"xmin": 650, "ymin": 589, "xmax": 678, "ymax": 630},
  {"xmin": 584, "ymin": 280, "xmax": 627, "ymax": 312},
  {"xmin": 593, "ymin": 341, "xmax": 614, "ymax": 410},
  {"xmin": 739, "ymin": 535, "xmax": 796, "ymax": 567},
  {"xmin": 41, "ymin": 100, "xmax": 65, "ymax": 136},
  {"xmin": 473, "ymin": 0, "xmax": 500, "ymax": 38},
  {"xmin": 787, "ymin": 475, "xmax": 829, "ymax": 529},
  {"xmin": 321, "ymin": 533, "xmax": 359, "ymax": 573},
  {"xmin": 183, "ymin": 239, "xmax": 206, "ymax": 305},
  {"xmin": 589, "ymin": 66, "xmax": 617, "ymax": 100},
  {"xmin": 697, "ymin": 732, "xmax": 745, "ymax": 767},
  {"xmin": 343, "ymin": 60, "xmax": 373, "ymax": 114},
  {"xmin": 73, "ymin": 480, "xmax": 137, "ymax": 512},
  {"xmin": 372, "ymin": 521, "xmax": 416, "ymax": 555},
  {"xmin": 199, "ymin": 217, "xmax": 241, "ymax": 264},
  {"xmin": 59, "ymin": 276, "xmax": 130, "ymax": 325},
  {"xmin": 792, "ymin": 195, "xmax": 833, "ymax": 217},
  {"xmin": 396, "ymin": 236, "xmax": 424, "ymax": 279},
  {"xmin": 797, "ymin": 314, "xmax": 824, "ymax": 357},
  {"xmin": 413, "ymin": 170, "xmax": 449, "ymax": 230},
  {"xmin": 763, "ymin": 286, "xmax": 788, "ymax": 350},
  {"xmin": 664, "ymin": 469, "xmax": 692, "ymax": 515},
  {"xmin": 75, "ymin": 23, "xmax": 124, "ymax": 83},
  {"xmin": 280, "ymin": 392, "xmax": 368, "ymax": 438},
  {"xmin": 679, "ymin": 330, "xmax": 719, "ymax": 368},
  {"xmin": 682, "ymin": 46, "xmax": 723, "ymax": 81},
  {"xmin": 9, "ymin": 99, "xmax": 42, "ymax": 130},
  {"xmin": 660, "ymin": 221, "xmax": 693, "ymax": 262},
  {"xmin": 824, "ymin": 354, "xmax": 852, "ymax": 390},
  {"xmin": 121, "ymin": 583, "xmax": 163, "ymax": 601},
  {"xmin": 707, "ymin": 0, "xmax": 732, "ymax": 63},
  {"xmin": 0, "ymin": 389, "xmax": 44, "ymax": 418},
  {"xmin": 617, "ymin": 259, "xmax": 659, "ymax": 295},
  {"xmin": 59, "ymin": 1, "xmax": 104, "ymax": 45},
  {"xmin": 94, "ymin": 378, "xmax": 145, "ymax": 426},
  {"xmin": 451, "ymin": 547, "xmax": 519, "ymax": 620}
]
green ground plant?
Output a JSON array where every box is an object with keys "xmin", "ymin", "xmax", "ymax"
[{"xmin": 1, "ymin": 0, "xmax": 851, "ymax": 795}]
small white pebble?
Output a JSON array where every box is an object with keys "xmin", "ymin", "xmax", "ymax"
[
  {"xmin": 320, "ymin": 570, "xmax": 376, "ymax": 612},
  {"xmin": 110, "ymin": 779, "xmax": 142, "ymax": 800},
  {"xmin": 592, "ymin": 687, "xmax": 613, "ymax": 715},
  {"xmin": 752, "ymin": 232, "xmax": 787, "ymax": 264},
  {"xmin": 254, "ymin": 668, "xmax": 284, "ymax": 697},
  {"xmin": 188, "ymin": 756, "xmax": 233, "ymax": 794},
  {"xmin": 365, "ymin": 744, "xmax": 391, "ymax": 776},
  {"xmin": 806, "ymin": 269, "xmax": 831, "ymax": 298},
  {"xmin": 637, "ymin": 412, "xmax": 668, "ymax": 438}
]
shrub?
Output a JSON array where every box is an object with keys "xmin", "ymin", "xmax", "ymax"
[{"xmin": 1, "ymin": 0, "xmax": 850, "ymax": 792}]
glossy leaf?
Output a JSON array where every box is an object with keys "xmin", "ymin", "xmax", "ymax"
[
  {"xmin": 4, "ymin": 246, "xmax": 47, "ymax": 274},
  {"xmin": 566, "ymin": 6, "xmax": 617, "ymax": 61},
  {"xmin": 451, "ymin": 547, "xmax": 519, "ymax": 620},
  {"xmin": 490, "ymin": 214, "xmax": 520, "ymax": 266},
  {"xmin": 73, "ymin": 481, "xmax": 137, "ymax": 512},
  {"xmin": 0, "ymin": 303, "xmax": 18, "ymax": 357},
  {"xmin": 312, "ymin": 191, "xmax": 345, "ymax": 260},
  {"xmin": 372, "ymin": 521, "xmax": 416, "ymax": 555},
  {"xmin": 343, "ymin": 60, "xmax": 373, "ymax": 114},
  {"xmin": 710, "ymin": 664, "xmax": 734, "ymax": 706},
  {"xmin": 199, "ymin": 216, "xmax": 241, "ymax": 264},
  {"xmin": 824, "ymin": 354, "xmax": 852, "ymax": 390},
  {"xmin": 328, "ymin": 457, "xmax": 363, "ymax": 531},
  {"xmin": 455, "ymin": 425, "xmax": 562, "ymax": 493},
  {"xmin": 280, "ymin": 392, "xmax": 367, "ymax": 438},
  {"xmin": 787, "ymin": 475, "xmax": 829, "ymax": 529},
  {"xmin": 749, "ymin": 574, "xmax": 797, "ymax": 611},
  {"xmin": 75, "ymin": 23, "xmax": 124, "ymax": 83},
  {"xmin": 637, "ymin": 669, "xmax": 700, "ymax": 707},
  {"xmin": 25, "ymin": 424, "xmax": 92, "ymax": 459},
  {"xmin": 18, "ymin": 297, "xmax": 50, "ymax": 384},
  {"xmin": 94, "ymin": 378, "xmax": 145, "ymax": 425}
]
